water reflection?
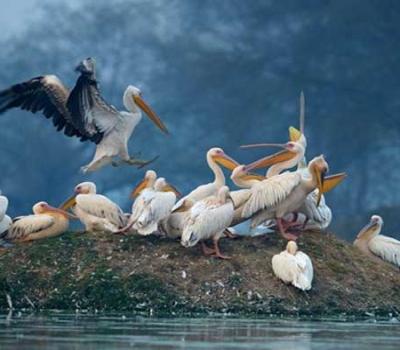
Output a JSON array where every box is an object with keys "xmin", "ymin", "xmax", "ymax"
[{"xmin": 0, "ymin": 313, "xmax": 399, "ymax": 350}]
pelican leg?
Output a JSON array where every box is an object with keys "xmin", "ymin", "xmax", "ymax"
[
  {"xmin": 201, "ymin": 241, "xmax": 216, "ymax": 256},
  {"xmin": 276, "ymin": 218, "xmax": 298, "ymax": 241},
  {"xmin": 224, "ymin": 228, "xmax": 238, "ymax": 239},
  {"xmin": 212, "ymin": 237, "xmax": 231, "ymax": 260},
  {"xmin": 113, "ymin": 155, "xmax": 160, "ymax": 169}
]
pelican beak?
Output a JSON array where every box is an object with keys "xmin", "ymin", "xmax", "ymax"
[
  {"xmin": 60, "ymin": 194, "xmax": 77, "ymax": 211},
  {"xmin": 244, "ymin": 145, "xmax": 297, "ymax": 171},
  {"xmin": 241, "ymin": 173, "xmax": 266, "ymax": 181},
  {"xmin": 163, "ymin": 183, "xmax": 181, "ymax": 197},
  {"xmin": 289, "ymin": 126, "xmax": 302, "ymax": 142},
  {"xmin": 47, "ymin": 204, "xmax": 77, "ymax": 219},
  {"xmin": 315, "ymin": 168, "xmax": 327, "ymax": 206},
  {"xmin": 212, "ymin": 153, "xmax": 239, "ymax": 171},
  {"xmin": 133, "ymin": 95, "xmax": 169, "ymax": 135},
  {"xmin": 322, "ymin": 173, "xmax": 347, "ymax": 193},
  {"xmin": 131, "ymin": 178, "xmax": 149, "ymax": 198}
]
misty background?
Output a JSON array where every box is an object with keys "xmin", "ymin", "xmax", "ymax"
[{"xmin": 0, "ymin": 0, "xmax": 398, "ymax": 240}]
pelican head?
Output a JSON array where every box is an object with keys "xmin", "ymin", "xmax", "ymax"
[
  {"xmin": 75, "ymin": 182, "xmax": 97, "ymax": 195},
  {"xmin": 243, "ymin": 141, "xmax": 305, "ymax": 172},
  {"xmin": 357, "ymin": 215, "xmax": 383, "ymax": 240},
  {"xmin": 286, "ymin": 240, "xmax": 298, "ymax": 255},
  {"xmin": 231, "ymin": 165, "xmax": 265, "ymax": 184},
  {"xmin": 131, "ymin": 170, "xmax": 157, "ymax": 198},
  {"xmin": 34, "ymin": 201, "xmax": 74, "ymax": 219},
  {"xmin": 154, "ymin": 177, "xmax": 181, "ymax": 197},
  {"xmin": 123, "ymin": 85, "xmax": 169, "ymax": 135},
  {"xmin": 308, "ymin": 155, "xmax": 329, "ymax": 206},
  {"xmin": 60, "ymin": 182, "xmax": 97, "ymax": 211},
  {"xmin": 208, "ymin": 147, "xmax": 239, "ymax": 171},
  {"xmin": 76, "ymin": 57, "xmax": 96, "ymax": 75},
  {"xmin": 181, "ymin": 229, "xmax": 199, "ymax": 248}
]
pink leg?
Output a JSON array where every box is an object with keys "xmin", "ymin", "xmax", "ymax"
[
  {"xmin": 201, "ymin": 241, "xmax": 216, "ymax": 256},
  {"xmin": 277, "ymin": 218, "xmax": 299, "ymax": 241},
  {"xmin": 212, "ymin": 237, "xmax": 231, "ymax": 260}
]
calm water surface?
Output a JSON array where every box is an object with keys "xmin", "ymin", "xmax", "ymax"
[{"xmin": 0, "ymin": 313, "xmax": 399, "ymax": 349}]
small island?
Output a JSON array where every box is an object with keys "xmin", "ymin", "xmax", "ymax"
[{"xmin": 0, "ymin": 230, "xmax": 399, "ymax": 318}]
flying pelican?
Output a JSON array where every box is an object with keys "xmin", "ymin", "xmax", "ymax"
[
  {"xmin": 0, "ymin": 195, "xmax": 12, "ymax": 235},
  {"xmin": 0, "ymin": 57, "xmax": 168, "ymax": 173},
  {"xmin": 272, "ymin": 240, "xmax": 313, "ymax": 291},
  {"xmin": 354, "ymin": 215, "xmax": 400, "ymax": 267},
  {"xmin": 121, "ymin": 176, "xmax": 180, "ymax": 235},
  {"xmin": 162, "ymin": 147, "xmax": 238, "ymax": 238},
  {"xmin": 181, "ymin": 186, "xmax": 234, "ymax": 259},
  {"xmin": 241, "ymin": 155, "xmax": 329, "ymax": 240},
  {"xmin": 61, "ymin": 181, "xmax": 127, "ymax": 232},
  {"xmin": 0, "ymin": 202, "xmax": 74, "ymax": 244}
]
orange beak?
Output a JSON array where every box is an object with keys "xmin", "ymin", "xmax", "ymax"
[{"xmin": 133, "ymin": 95, "xmax": 169, "ymax": 135}]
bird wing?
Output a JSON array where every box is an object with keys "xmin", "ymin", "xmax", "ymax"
[
  {"xmin": 230, "ymin": 189, "xmax": 251, "ymax": 209},
  {"xmin": 0, "ymin": 75, "xmax": 93, "ymax": 141},
  {"xmin": 76, "ymin": 194, "xmax": 126, "ymax": 228},
  {"xmin": 0, "ymin": 196, "xmax": 8, "ymax": 221},
  {"xmin": 369, "ymin": 235, "xmax": 400, "ymax": 267},
  {"xmin": 67, "ymin": 74, "xmax": 120, "ymax": 140},
  {"xmin": 293, "ymin": 252, "xmax": 313, "ymax": 290},
  {"xmin": 7, "ymin": 214, "xmax": 55, "ymax": 240},
  {"xmin": 242, "ymin": 172, "xmax": 301, "ymax": 218},
  {"xmin": 272, "ymin": 252, "xmax": 298, "ymax": 283},
  {"xmin": 301, "ymin": 191, "xmax": 332, "ymax": 229}
]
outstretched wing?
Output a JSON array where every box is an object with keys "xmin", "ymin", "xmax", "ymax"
[
  {"xmin": 67, "ymin": 73, "xmax": 120, "ymax": 140},
  {"xmin": 242, "ymin": 172, "xmax": 301, "ymax": 218},
  {"xmin": 0, "ymin": 75, "xmax": 92, "ymax": 141}
]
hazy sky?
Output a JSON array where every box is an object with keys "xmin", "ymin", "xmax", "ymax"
[{"xmin": 0, "ymin": 0, "xmax": 79, "ymax": 38}]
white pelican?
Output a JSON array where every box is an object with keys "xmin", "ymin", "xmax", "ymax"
[
  {"xmin": 0, "ymin": 195, "xmax": 12, "ymax": 235},
  {"xmin": 354, "ymin": 215, "xmax": 400, "ymax": 267},
  {"xmin": 162, "ymin": 147, "xmax": 238, "ymax": 238},
  {"xmin": 0, "ymin": 57, "xmax": 168, "ymax": 173},
  {"xmin": 1, "ymin": 202, "xmax": 73, "ymax": 243},
  {"xmin": 272, "ymin": 240, "xmax": 313, "ymax": 291},
  {"xmin": 242, "ymin": 155, "xmax": 329, "ymax": 240},
  {"xmin": 61, "ymin": 181, "xmax": 127, "ymax": 232},
  {"xmin": 122, "ymin": 176, "xmax": 180, "ymax": 235},
  {"xmin": 181, "ymin": 186, "xmax": 234, "ymax": 259}
]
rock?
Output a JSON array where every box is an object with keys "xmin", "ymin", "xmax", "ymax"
[{"xmin": 0, "ymin": 230, "xmax": 399, "ymax": 318}]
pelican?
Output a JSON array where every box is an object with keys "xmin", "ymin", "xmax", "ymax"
[
  {"xmin": 272, "ymin": 240, "xmax": 313, "ymax": 291},
  {"xmin": 354, "ymin": 215, "xmax": 400, "ymax": 267},
  {"xmin": 0, "ymin": 195, "xmax": 12, "ymax": 235},
  {"xmin": 0, "ymin": 57, "xmax": 168, "ymax": 173},
  {"xmin": 0, "ymin": 202, "xmax": 73, "ymax": 243},
  {"xmin": 241, "ymin": 155, "xmax": 329, "ymax": 240},
  {"xmin": 121, "ymin": 176, "xmax": 180, "ymax": 235},
  {"xmin": 61, "ymin": 181, "xmax": 127, "ymax": 232},
  {"xmin": 181, "ymin": 186, "xmax": 234, "ymax": 259},
  {"xmin": 162, "ymin": 147, "xmax": 237, "ymax": 238}
]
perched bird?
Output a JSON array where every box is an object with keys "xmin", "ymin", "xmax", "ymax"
[
  {"xmin": 0, "ymin": 195, "xmax": 12, "ymax": 235},
  {"xmin": 122, "ymin": 176, "xmax": 180, "ymax": 235},
  {"xmin": 354, "ymin": 215, "xmax": 400, "ymax": 267},
  {"xmin": 162, "ymin": 147, "xmax": 238, "ymax": 238},
  {"xmin": 1, "ymin": 202, "xmax": 73, "ymax": 244},
  {"xmin": 0, "ymin": 57, "xmax": 168, "ymax": 173},
  {"xmin": 272, "ymin": 240, "xmax": 313, "ymax": 291},
  {"xmin": 242, "ymin": 155, "xmax": 329, "ymax": 240},
  {"xmin": 181, "ymin": 186, "xmax": 234, "ymax": 259},
  {"xmin": 61, "ymin": 182, "xmax": 127, "ymax": 232}
]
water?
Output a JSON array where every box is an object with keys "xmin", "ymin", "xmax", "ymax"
[{"xmin": 0, "ymin": 313, "xmax": 399, "ymax": 349}]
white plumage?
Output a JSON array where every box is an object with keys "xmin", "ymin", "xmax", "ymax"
[
  {"xmin": 272, "ymin": 241, "xmax": 313, "ymax": 291},
  {"xmin": 0, "ymin": 195, "xmax": 11, "ymax": 235},
  {"xmin": 181, "ymin": 186, "xmax": 234, "ymax": 259},
  {"xmin": 354, "ymin": 215, "xmax": 400, "ymax": 267},
  {"xmin": 130, "ymin": 178, "xmax": 177, "ymax": 235},
  {"xmin": 62, "ymin": 182, "xmax": 126, "ymax": 232}
]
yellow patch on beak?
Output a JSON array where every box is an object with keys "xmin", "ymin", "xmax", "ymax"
[
  {"xmin": 289, "ymin": 126, "xmax": 302, "ymax": 142},
  {"xmin": 133, "ymin": 95, "xmax": 169, "ymax": 135},
  {"xmin": 322, "ymin": 173, "xmax": 347, "ymax": 193},
  {"xmin": 131, "ymin": 178, "xmax": 149, "ymax": 198},
  {"xmin": 241, "ymin": 173, "xmax": 265, "ymax": 181},
  {"xmin": 212, "ymin": 154, "xmax": 239, "ymax": 171},
  {"xmin": 60, "ymin": 194, "xmax": 77, "ymax": 211}
]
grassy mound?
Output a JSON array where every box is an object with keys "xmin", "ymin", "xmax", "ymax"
[{"xmin": 0, "ymin": 230, "xmax": 399, "ymax": 318}]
